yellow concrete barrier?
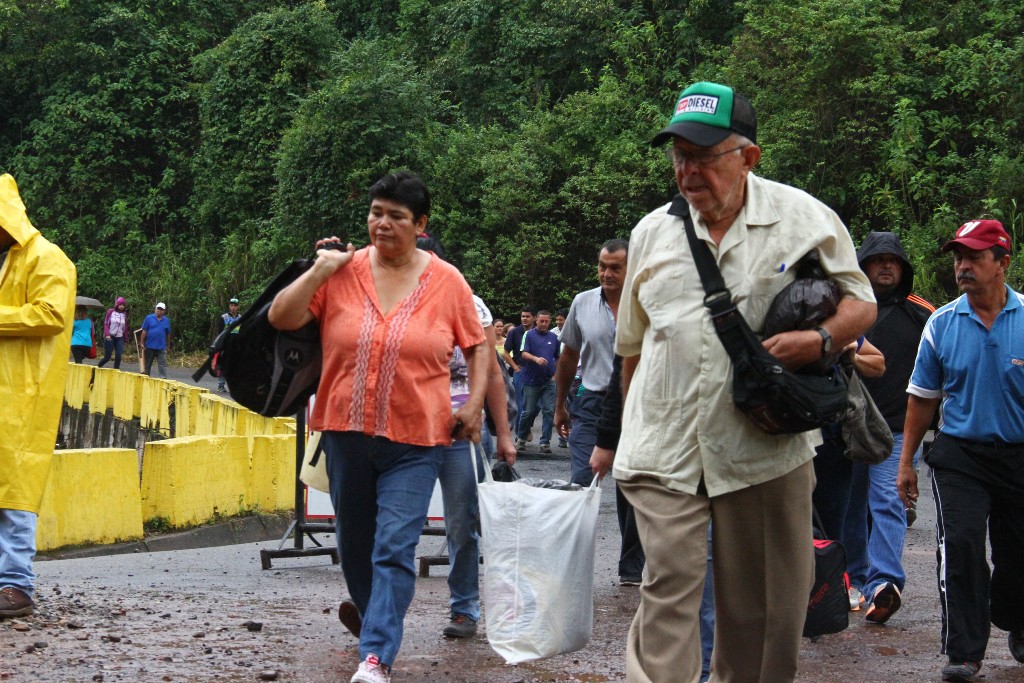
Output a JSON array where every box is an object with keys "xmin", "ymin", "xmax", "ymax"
[
  {"xmin": 64, "ymin": 363, "xmax": 94, "ymax": 409},
  {"xmin": 36, "ymin": 448, "xmax": 144, "ymax": 551},
  {"xmin": 88, "ymin": 366, "xmax": 115, "ymax": 414},
  {"xmin": 250, "ymin": 435, "xmax": 298, "ymax": 512},
  {"xmin": 48, "ymin": 365, "xmax": 302, "ymax": 550},
  {"xmin": 141, "ymin": 435, "xmax": 253, "ymax": 528},
  {"xmin": 110, "ymin": 369, "xmax": 144, "ymax": 419}
]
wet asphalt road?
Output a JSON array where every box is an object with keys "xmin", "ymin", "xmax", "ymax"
[{"xmin": 9, "ymin": 366, "xmax": 1024, "ymax": 681}]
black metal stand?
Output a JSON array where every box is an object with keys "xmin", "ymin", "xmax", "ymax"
[{"xmin": 260, "ymin": 410, "xmax": 340, "ymax": 569}]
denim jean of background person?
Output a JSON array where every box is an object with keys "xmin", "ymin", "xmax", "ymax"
[{"xmin": 834, "ymin": 230, "xmax": 936, "ymax": 623}]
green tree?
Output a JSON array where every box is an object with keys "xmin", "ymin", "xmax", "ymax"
[
  {"xmin": 270, "ymin": 39, "xmax": 453, "ymax": 262},
  {"xmin": 191, "ymin": 2, "xmax": 343, "ymax": 300}
]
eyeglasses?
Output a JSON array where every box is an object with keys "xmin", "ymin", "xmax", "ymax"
[{"xmin": 669, "ymin": 145, "xmax": 748, "ymax": 168}]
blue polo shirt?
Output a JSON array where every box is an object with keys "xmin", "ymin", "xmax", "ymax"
[
  {"xmin": 908, "ymin": 285, "xmax": 1024, "ymax": 442},
  {"xmin": 141, "ymin": 313, "xmax": 172, "ymax": 350},
  {"xmin": 521, "ymin": 328, "xmax": 560, "ymax": 386}
]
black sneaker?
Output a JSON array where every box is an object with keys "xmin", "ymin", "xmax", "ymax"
[
  {"xmin": 442, "ymin": 614, "xmax": 477, "ymax": 638},
  {"xmin": 1010, "ymin": 629, "xmax": 1024, "ymax": 663},
  {"xmin": 619, "ymin": 576, "xmax": 642, "ymax": 586},
  {"xmin": 941, "ymin": 661, "xmax": 981, "ymax": 681}
]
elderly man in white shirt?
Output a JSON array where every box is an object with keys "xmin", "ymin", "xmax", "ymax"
[{"xmin": 614, "ymin": 81, "xmax": 876, "ymax": 683}]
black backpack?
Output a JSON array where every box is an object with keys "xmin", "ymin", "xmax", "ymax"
[
  {"xmin": 804, "ymin": 511, "xmax": 850, "ymax": 639},
  {"xmin": 193, "ymin": 259, "xmax": 322, "ymax": 417}
]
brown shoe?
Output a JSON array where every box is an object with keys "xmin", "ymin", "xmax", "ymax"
[
  {"xmin": 0, "ymin": 587, "xmax": 34, "ymax": 618},
  {"xmin": 338, "ymin": 600, "xmax": 361, "ymax": 638}
]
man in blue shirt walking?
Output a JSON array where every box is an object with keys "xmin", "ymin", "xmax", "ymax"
[
  {"xmin": 898, "ymin": 219, "xmax": 1024, "ymax": 682},
  {"xmin": 140, "ymin": 302, "xmax": 172, "ymax": 378},
  {"xmin": 516, "ymin": 310, "xmax": 559, "ymax": 452}
]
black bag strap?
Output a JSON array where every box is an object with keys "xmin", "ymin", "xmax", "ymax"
[{"xmin": 667, "ymin": 194, "xmax": 761, "ymax": 364}]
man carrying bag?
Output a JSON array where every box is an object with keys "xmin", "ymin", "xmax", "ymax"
[{"xmin": 613, "ymin": 81, "xmax": 876, "ymax": 682}]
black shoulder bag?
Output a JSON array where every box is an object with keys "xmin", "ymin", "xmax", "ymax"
[{"xmin": 668, "ymin": 195, "xmax": 849, "ymax": 435}]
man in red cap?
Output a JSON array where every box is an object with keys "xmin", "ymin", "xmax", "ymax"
[{"xmin": 898, "ymin": 219, "xmax": 1024, "ymax": 682}]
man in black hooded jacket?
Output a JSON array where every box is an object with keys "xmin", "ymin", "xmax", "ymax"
[{"xmin": 842, "ymin": 231, "xmax": 935, "ymax": 623}]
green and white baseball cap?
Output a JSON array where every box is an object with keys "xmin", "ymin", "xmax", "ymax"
[{"xmin": 651, "ymin": 81, "xmax": 757, "ymax": 148}]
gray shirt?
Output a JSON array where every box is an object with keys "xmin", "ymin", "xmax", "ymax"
[{"xmin": 560, "ymin": 286, "xmax": 617, "ymax": 392}]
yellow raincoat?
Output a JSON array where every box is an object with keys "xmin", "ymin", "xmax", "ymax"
[{"xmin": 0, "ymin": 174, "xmax": 76, "ymax": 513}]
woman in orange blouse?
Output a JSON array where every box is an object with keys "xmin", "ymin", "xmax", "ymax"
[{"xmin": 269, "ymin": 171, "xmax": 489, "ymax": 683}]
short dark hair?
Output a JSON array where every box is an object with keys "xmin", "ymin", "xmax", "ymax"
[
  {"xmin": 520, "ymin": 306, "xmax": 536, "ymax": 315},
  {"xmin": 601, "ymin": 237, "xmax": 629, "ymax": 255},
  {"xmin": 556, "ymin": 309, "xmax": 568, "ymax": 318},
  {"xmin": 415, "ymin": 232, "xmax": 446, "ymax": 260},
  {"xmin": 368, "ymin": 171, "xmax": 431, "ymax": 221},
  {"xmin": 991, "ymin": 245, "xmax": 1010, "ymax": 260}
]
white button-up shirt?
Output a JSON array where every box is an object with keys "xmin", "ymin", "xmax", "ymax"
[{"xmin": 614, "ymin": 172, "xmax": 875, "ymax": 496}]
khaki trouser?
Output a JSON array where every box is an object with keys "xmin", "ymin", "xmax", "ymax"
[{"xmin": 620, "ymin": 461, "xmax": 815, "ymax": 683}]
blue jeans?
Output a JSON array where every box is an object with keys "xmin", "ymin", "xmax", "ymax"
[
  {"xmin": 518, "ymin": 380, "xmax": 555, "ymax": 445},
  {"xmin": 843, "ymin": 432, "xmax": 921, "ymax": 597},
  {"xmin": 568, "ymin": 391, "xmax": 603, "ymax": 487},
  {"xmin": 700, "ymin": 524, "xmax": 715, "ymax": 683},
  {"xmin": 0, "ymin": 509, "xmax": 37, "ymax": 597},
  {"xmin": 569, "ymin": 391, "xmax": 646, "ymax": 580},
  {"xmin": 439, "ymin": 438, "xmax": 489, "ymax": 621},
  {"xmin": 97, "ymin": 336, "xmax": 125, "ymax": 369},
  {"xmin": 512, "ymin": 369, "xmax": 526, "ymax": 434},
  {"xmin": 323, "ymin": 432, "xmax": 442, "ymax": 667},
  {"xmin": 480, "ymin": 422, "xmax": 494, "ymax": 460}
]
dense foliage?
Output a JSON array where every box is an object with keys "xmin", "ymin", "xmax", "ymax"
[{"xmin": 2, "ymin": 0, "xmax": 1021, "ymax": 348}]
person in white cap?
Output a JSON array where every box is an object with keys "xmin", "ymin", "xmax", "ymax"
[{"xmin": 139, "ymin": 302, "xmax": 171, "ymax": 378}]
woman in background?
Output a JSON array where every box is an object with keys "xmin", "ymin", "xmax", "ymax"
[
  {"xmin": 98, "ymin": 297, "xmax": 129, "ymax": 369},
  {"xmin": 69, "ymin": 305, "xmax": 93, "ymax": 364}
]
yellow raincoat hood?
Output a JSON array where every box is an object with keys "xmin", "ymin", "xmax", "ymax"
[{"xmin": 0, "ymin": 173, "xmax": 76, "ymax": 513}]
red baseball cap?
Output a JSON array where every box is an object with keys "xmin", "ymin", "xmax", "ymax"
[{"xmin": 941, "ymin": 219, "xmax": 1011, "ymax": 253}]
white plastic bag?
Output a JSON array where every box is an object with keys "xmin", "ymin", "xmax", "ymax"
[
  {"xmin": 299, "ymin": 431, "xmax": 329, "ymax": 493},
  {"xmin": 475, "ymin": 443, "xmax": 601, "ymax": 663}
]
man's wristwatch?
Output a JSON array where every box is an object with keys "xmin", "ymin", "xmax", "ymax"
[{"xmin": 815, "ymin": 327, "xmax": 832, "ymax": 357}]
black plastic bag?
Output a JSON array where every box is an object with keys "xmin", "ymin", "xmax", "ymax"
[
  {"xmin": 763, "ymin": 251, "xmax": 841, "ymax": 374},
  {"xmin": 491, "ymin": 461, "xmax": 521, "ymax": 483}
]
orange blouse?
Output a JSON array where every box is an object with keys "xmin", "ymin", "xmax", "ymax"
[{"xmin": 309, "ymin": 248, "xmax": 485, "ymax": 446}]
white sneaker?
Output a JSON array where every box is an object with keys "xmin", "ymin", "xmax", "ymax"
[
  {"xmin": 351, "ymin": 654, "xmax": 391, "ymax": 683},
  {"xmin": 849, "ymin": 586, "xmax": 865, "ymax": 611}
]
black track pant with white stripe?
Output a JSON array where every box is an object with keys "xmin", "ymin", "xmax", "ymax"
[{"xmin": 927, "ymin": 434, "xmax": 1024, "ymax": 662}]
